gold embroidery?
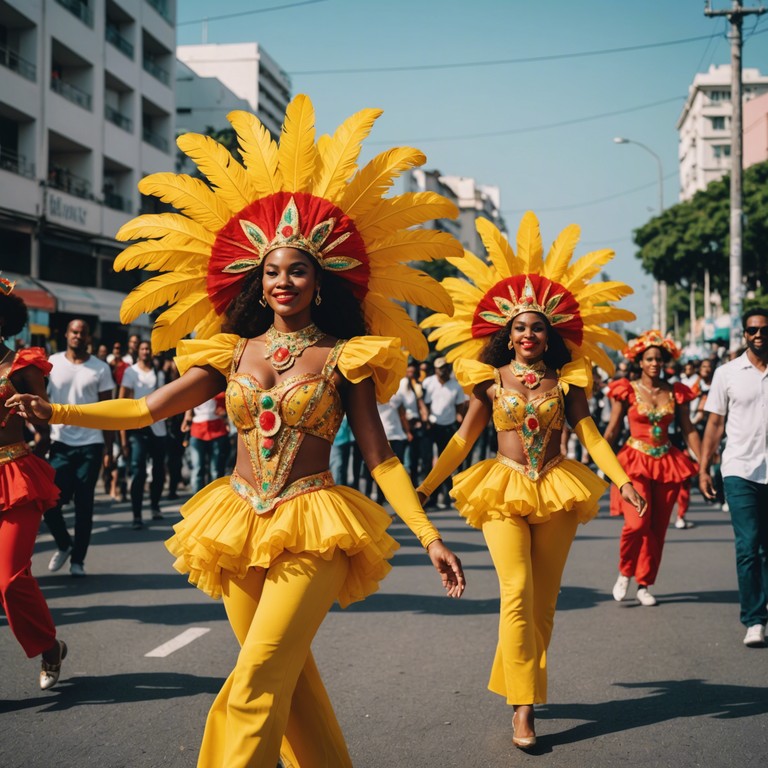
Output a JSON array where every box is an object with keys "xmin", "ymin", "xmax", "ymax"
[
  {"xmin": 0, "ymin": 441, "xmax": 30, "ymax": 465},
  {"xmin": 495, "ymin": 451, "xmax": 564, "ymax": 481},
  {"xmin": 230, "ymin": 469, "xmax": 335, "ymax": 515},
  {"xmin": 626, "ymin": 437, "xmax": 671, "ymax": 459}
]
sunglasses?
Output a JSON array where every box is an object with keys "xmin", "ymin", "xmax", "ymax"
[{"xmin": 744, "ymin": 326, "xmax": 768, "ymax": 337}]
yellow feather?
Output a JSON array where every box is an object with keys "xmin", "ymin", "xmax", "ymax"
[
  {"xmin": 426, "ymin": 324, "xmax": 475, "ymax": 346},
  {"xmin": 563, "ymin": 248, "xmax": 615, "ymax": 288},
  {"xmin": 116, "ymin": 213, "xmax": 216, "ymax": 246},
  {"xmin": 476, "ymin": 217, "xmax": 518, "ymax": 279},
  {"xmin": 356, "ymin": 192, "xmax": 458, "ymax": 241},
  {"xmin": 580, "ymin": 342, "xmax": 615, "ymax": 374},
  {"xmin": 442, "ymin": 276, "xmax": 485, "ymax": 303},
  {"xmin": 580, "ymin": 307, "xmax": 636, "ymax": 324},
  {"xmin": 367, "ymin": 264, "xmax": 453, "ymax": 315},
  {"xmin": 575, "ymin": 281, "xmax": 634, "ymax": 304},
  {"xmin": 151, "ymin": 293, "xmax": 213, "ymax": 353},
  {"xmin": 448, "ymin": 249, "xmax": 499, "ymax": 290},
  {"xmin": 278, "ymin": 94, "xmax": 318, "ymax": 193},
  {"xmin": 139, "ymin": 173, "xmax": 232, "ymax": 232},
  {"xmin": 582, "ymin": 326, "xmax": 628, "ymax": 349},
  {"xmin": 446, "ymin": 339, "xmax": 486, "ymax": 363},
  {"xmin": 516, "ymin": 211, "xmax": 543, "ymax": 273},
  {"xmin": 113, "ymin": 241, "xmax": 209, "ymax": 274},
  {"xmin": 176, "ymin": 133, "xmax": 258, "ymax": 214},
  {"xmin": 363, "ymin": 293, "xmax": 428, "ymax": 359},
  {"xmin": 366, "ymin": 230, "xmax": 463, "ymax": 265},
  {"xmin": 193, "ymin": 308, "xmax": 222, "ymax": 340},
  {"xmin": 227, "ymin": 110, "xmax": 282, "ymax": 196},
  {"xmin": 314, "ymin": 108, "xmax": 383, "ymax": 202},
  {"xmin": 543, "ymin": 224, "xmax": 580, "ymax": 283},
  {"xmin": 341, "ymin": 147, "xmax": 427, "ymax": 219},
  {"xmin": 120, "ymin": 272, "xmax": 204, "ymax": 323},
  {"xmin": 420, "ymin": 311, "xmax": 451, "ymax": 330}
]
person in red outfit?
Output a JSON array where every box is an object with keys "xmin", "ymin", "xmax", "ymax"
[
  {"xmin": 0, "ymin": 279, "xmax": 66, "ymax": 689},
  {"xmin": 604, "ymin": 331, "xmax": 702, "ymax": 606}
]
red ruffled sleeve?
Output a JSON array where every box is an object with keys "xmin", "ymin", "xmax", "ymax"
[
  {"xmin": 9, "ymin": 347, "xmax": 52, "ymax": 377},
  {"xmin": 673, "ymin": 382, "xmax": 696, "ymax": 405},
  {"xmin": 608, "ymin": 378, "xmax": 634, "ymax": 403}
]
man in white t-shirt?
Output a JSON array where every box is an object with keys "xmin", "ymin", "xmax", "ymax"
[
  {"xmin": 45, "ymin": 319, "xmax": 114, "ymax": 577},
  {"xmin": 119, "ymin": 340, "xmax": 167, "ymax": 529}
]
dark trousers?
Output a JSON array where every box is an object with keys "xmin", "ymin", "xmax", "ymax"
[
  {"xmin": 165, "ymin": 413, "xmax": 186, "ymax": 496},
  {"xmin": 128, "ymin": 428, "xmax": 166, "ymax": 519},
  {"xmin": 428, "ymin": 422, "xmax": 458, "ymax": 504},
  {"xmin": 404, "ymin": 422, "xmax": 432, "ymax": 486},
  {"xmin": 44, "ymin": 442, "xmax": 103, "ymax": 565},
  {"xmin": 189, "ymin": 435, "xmax": 230, "ymax": 493}
]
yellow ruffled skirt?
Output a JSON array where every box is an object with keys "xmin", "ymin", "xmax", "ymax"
[
  {"xmin": 451, "ymin": 457, "xmax": 609, "ymax": 528},
  {"xmin": 166, "ymin": 477, "xmax": 399, "ymax": 608}
]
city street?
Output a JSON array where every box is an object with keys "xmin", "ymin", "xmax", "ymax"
[{"xmin": 1, "ymin": 488, "xmax": 766, "ymax": 767}]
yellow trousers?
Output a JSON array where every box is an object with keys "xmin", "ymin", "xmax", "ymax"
[
  {"xmin": 483, "ymin": 510, "xmax": 579, "ymax": 705},
  {"xmin": 198, "ymin": 549, "xmax": 352, "ymax": 768}
]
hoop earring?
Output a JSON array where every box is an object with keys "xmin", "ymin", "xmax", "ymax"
[
  {"xmin": 258, "ymin": 296, "xmax": 267, "ymax": 308},
  {"xmin": 507, "ymin": 335, "xmax": 514, "ymax": 350},
  {"xmin": 545, "ymin": 343, "xmax": 549, "ymax": 352},
  {"xmin": 314, "ymin": 289, "xmax": 322, "ymax": 306}
]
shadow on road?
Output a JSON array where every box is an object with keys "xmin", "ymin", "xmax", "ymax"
[{"xmin": 44, "ymin": 600, "xmax": 225, "ymax": 628}]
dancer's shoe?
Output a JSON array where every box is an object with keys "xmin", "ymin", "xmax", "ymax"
[
  {"xmin": 636, "ymin": 587, "xmax": 657, "ymax": 606},
  {"xmin": 512, "ymin": 707, "xmax": 536, "ymax": 749},
  {"xmin": 40, "ymin": 640, "xmax": 67, "ymax": 690},
  {"xmin": 612, "ymin": 574, "xmax": 630, "ymax": 602}
]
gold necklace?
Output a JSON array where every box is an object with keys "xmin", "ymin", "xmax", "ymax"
[
  {"xmin": 509, "ymin": 358, "xmax": 547, "ymax": 389},
  {"xmin": 264, "ymin": 323, "xmax": 325, "ymax": 371}
]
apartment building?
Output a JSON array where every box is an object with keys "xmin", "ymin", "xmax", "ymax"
[
  {"xmin": 0, "ymin": 0, "xmax": 177, "ymax": 345},
  {"xmin": 677, "ymin": 64, "xmax": 768, "ymax": 201}
]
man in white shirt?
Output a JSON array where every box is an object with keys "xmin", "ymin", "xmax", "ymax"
[
  {"xmin": 45, "ymin": 320, "xmax": 114, "ymax": 577},
  {"xmin": 119, "ymin": 340, "xmax": 167, "ymax": 529},
  {"xmin": 700, "ymin": 308, "xmax": 768, "ymax": 648}
]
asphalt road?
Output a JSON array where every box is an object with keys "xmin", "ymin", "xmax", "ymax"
[{"xmin": 1, "ymin": 487, "xmax": 766, "ymax": 768}]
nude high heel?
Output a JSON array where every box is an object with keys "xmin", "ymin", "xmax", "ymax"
[{"xmin": 512, "ymin": 707, "xmax": 537, "ymax": 749}]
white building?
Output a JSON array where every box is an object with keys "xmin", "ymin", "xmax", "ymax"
[
  {"xmin": 177, "ymin": 42, "xmax": 290, "ymax": 139},
  {"xmin": 0, "ymin": 0, "xmax": 177, "ymax": 345},
  {"xmin": 677, "ymin": 64, "xmax": 768, "ymax": 201}
]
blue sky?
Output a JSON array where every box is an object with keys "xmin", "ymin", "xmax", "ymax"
[{"xmin": 176, "ymin": 0, "xmax": 768, "ymax": 330}]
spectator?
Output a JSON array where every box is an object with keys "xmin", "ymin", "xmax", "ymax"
[
  {"xmin": 183, "ymin": 393, "xmax": 229, "ymax": 493},
  {"xmin": 329, "ymin": 415, "xmax": 355, "ymax": 486},
  {"xmin": 162, "ymin": 355, "xmax": 186, "ymax": 500},
  {"xmin": 399, "ymin": 362, "xmax": 430, "ymax": 486}
]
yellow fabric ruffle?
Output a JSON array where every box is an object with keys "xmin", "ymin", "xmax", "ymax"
[
  {"xmin": 454, "ymin": 359, "xmax": 496, "ymax": 394},
  {"xmin": 336, "ymin": 336, "xmax": 407, "ymax": 403},
  {"xmin": 558, "ymin": 358, "xmax": 592, "ymax": 394},
  {"xmin": 165, "ymin": 478, "xmax": 399, "ymax": 608},
  {"xmin": 450, "ymin": 457, "xmax": 608, "ymax": 527},
  {"xmin": 175, "ymin": 333, "xmax": 240, "ymax": 377}
]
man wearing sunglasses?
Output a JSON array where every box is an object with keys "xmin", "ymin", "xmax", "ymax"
[{"xmin": 699, "ymin": 308, "xmax": 768, "ymax": 648}]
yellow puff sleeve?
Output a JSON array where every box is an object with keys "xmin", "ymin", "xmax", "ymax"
[
  {"xmin": 558, "ymin": 358, "xmax": 593, "ymax": 395},
  {"xmin": 336, "ymin": 336, "xmax": 407, "ymax": 403},
  {"xmin": 453, "ymin": 359, "xmax": 497, "ymax": 394},
  {"xmin": 174, "ymin": 333, "xmax": 241, "ymax": 377}
]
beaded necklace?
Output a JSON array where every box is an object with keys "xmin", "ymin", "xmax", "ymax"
[{"xmin": 264, "ymin": 323, "xmax": 326, "ymax": 372}]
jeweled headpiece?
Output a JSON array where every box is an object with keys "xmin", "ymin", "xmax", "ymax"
[
  {"xmin": 623, "ymin": 329, "xmax": 681, "ymax": 362},
  {"xmin": 0, "ymin": 277, "xmax": 16, "ymax": 295},
  {"xmin": 113, "ymin": 95, "xmax": 461, "ymax": 356},
  {"xmin": 422, "ymin": 212, "xmax": 635, "ymax": 373}
]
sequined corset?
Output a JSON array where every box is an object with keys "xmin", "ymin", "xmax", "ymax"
[
  {"xmin": 492, "ymin": 369, "xmax": 565, "ymax": 480},
  {"xmin": 626, "ymin": 380, "xmax": 675, "ymax": 457},
  {"xmin": 226, "ymin": 339, "xmax": 345, "ymax": 506}
]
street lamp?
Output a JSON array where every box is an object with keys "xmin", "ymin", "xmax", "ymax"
[{"xmin": 613, "ymin": 136, "xmax": 666, "ymax": 333}]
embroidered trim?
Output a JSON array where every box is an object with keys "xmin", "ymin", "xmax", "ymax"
[
  {"xmin": 230, "ymin": 468, "xmax": 335, "ymax": 515},
  {"xmin": 495, "ymin": 451, "xmax": 564, "ymax": 481},
  {"xmin": 0, "ymin": 441, "xmax": 30, "ymax": 465},
  {"xmin": 626, "ymin": 437, "xmax": 671, "ymax": 458}
]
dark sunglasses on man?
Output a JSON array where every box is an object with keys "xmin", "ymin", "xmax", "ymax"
[{"xmin": 744, "ymin": 326, "xmax": 768, "ymax": 337}]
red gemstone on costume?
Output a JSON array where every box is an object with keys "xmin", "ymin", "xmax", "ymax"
[
  {"xmin": 524, "ymin": 373, "xmax": 537, "ymax": 384},
  {"xmin": 273, "ymin": 347, "xmax": 290, "ymax": 363},
  {"xmin": 282, "ymin": 226, "xmax": 293, "ymax": 237},
  {"xmin": 526, "ymin": 417, "xmax": 539, "ymax": 432},
  {"xmin": 262, "ymin": 437, "xmax": 274, "ymax": 450},
  {"xmin": 259, "ymin": 411, "xmax": 277, "ymax": 431},
  {"xmin": 525, "ymin": 296, "xmax": 534, "ymax": 304}
]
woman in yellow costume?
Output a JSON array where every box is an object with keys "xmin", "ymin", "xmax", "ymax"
[
  {"xmin": 8, "ymin": 96, "xmax": 466, "ymax": 768},
  {"xmin": 417, "ymin": 212, "xmax": 645, "ymax": 749}
]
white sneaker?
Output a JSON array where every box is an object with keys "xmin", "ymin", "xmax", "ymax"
[
  {"xmin": 743, "ymin": 624, "xmax": 766, "ymax": 647},
  {"xmin": 612, "ymin": 574, "xmax": 630, "ymax": 602},
  {"xmin": 721, "ymin": 501, "xmax": 730, "ymax": 513},
  {"xmin": 636, "ymin": 587, "xmax": 657, "ymax": 607},
  {"xmin": 674, "ymin": 517, "xmax": 695, "ymax": 529},
  {"xmin": 48, "ymin": 547, "xmax": 72, "ymax": 572},
  {"xmin": 70, "ymin": 563, "xmax": 86, "ymax": 578}
]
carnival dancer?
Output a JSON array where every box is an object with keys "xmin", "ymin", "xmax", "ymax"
[
  {"xmin": 0, "ymin": 278, "xmax": 67, "ymax": 689},
  {"xmin": 8, "ymin": 95, "xmax": 465, "ymax": 768},
  {"xmin": 603, "ymin": 331, "xmax": 701, "ymax": 607},
  {"xmin": 417, "ymin": 213, "xmax": 645, "ymax": 749}
]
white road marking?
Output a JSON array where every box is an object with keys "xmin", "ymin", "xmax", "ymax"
[{"xmin": 145, "ymin": 628, "xmax": 211, "ymax": 657}]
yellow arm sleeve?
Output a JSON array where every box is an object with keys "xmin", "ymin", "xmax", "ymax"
[
  {"xmin": 50, "ymin": 398, "xmax": 154, "ymax": 431},
  {"xmin": 371, "ymin": 457, "xmax": 442, "ymax": 550},
  {"xmin": 573, "ymin": 416, "xmax": 631, "ymax": 489},
  {"xmin": 416, "ymin": 433, "xmax": 471, "ymax": 498}
]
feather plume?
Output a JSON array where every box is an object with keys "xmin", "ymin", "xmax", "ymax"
[
  {"xmin": 363, "ymin": 293, "xmax": 428, "ymax": 359},
  {"xmin": 314, "ymin": 108, "xmax": 383, "ymax": 202},
  {"xmin": 366, "ymin": 230, "xmax": 463, "ymax": 265},
  {"xmin": 277, "ymin": 94, "xmax": 318, "ymax": 193},
  {"xmin": 113, "ymin": 241, "xmax": 209, "ymax": 274},
  {"xmin": 150, "ymin": 292, "xmax": 212, "ymax": 352},
  {"xmin": 543, "ymin": 224, "xmax": 580, "ymax": 283},
  {"xmin": 445, "ymin": 252, "xmax": 495, "ymax": 290},
  {"xmin": 139, "ymin": 174, "xmax": 232, "ymax": 231},
  {"xmin": 356, "ymin": 192, "xmax": 458, "ymax": 241},
  {"xmin": 476, "ymin": 217, "xmax": 518, "ymax": 279},
  {"xmin": 580, "ymin": 307, "xmax": 636, "ymax": 324},
  {"xmin": 576, "ymin": 281, "xmax": 634, "ymax": 304},
  {"xmin": 341, "ymin": 147, "xmax": 426, "ymax": 219},
  {"xmin": 227, "ymin": 110, "xmax": 282, "ymax": 196},
  {"xmin": 563, "ymin": 249, "xmax": 615, "ymax": 287},
  {"xmin": 367, "ymin": 264, "xmax": 453, "ymax": 315},
  {"xmin": 193, "ymin": 308, "xmax": 222, "ymax": 340},
  {"xmin": 446, "ymin": 338, "xmax": 486, "ymax": 363},
  {"xmin": 515, "ymin": 211, "xmax": 543, "ymax": 273},
  {"xmin": 120, "ymin": 272, "xmax": 203, "ymax": 323},
  {"xmin": 116, "ymin": 213, "xmax": 216, "ymax": 246}
]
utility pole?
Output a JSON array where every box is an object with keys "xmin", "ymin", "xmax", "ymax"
[{"xmin": 704, "ymin": 1, "xmax": 766, "ymax": 351}]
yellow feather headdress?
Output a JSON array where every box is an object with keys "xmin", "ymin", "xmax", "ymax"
[
  {"xmin": 421, "ymin": 212, "xmax": 635, "ymax": 374},
  {"xmin": 114, "ymin": 95, "xmax": 461, "ymax": 356}
]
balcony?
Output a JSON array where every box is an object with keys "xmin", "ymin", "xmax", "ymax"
[
  {"xmin": 145, "ymin": 0, "xmax": 172, "ymax": 23},
  {"xmin": 142, "ymin": 127, "xmax": 169, "ymax": 153},
  {"xmin": 54, "ymin": 0, "xmax": 94, "ymax": 27},
  {"xmin": 51, "ymin": 75, "xmax": 92, "ymax": 111},
  {"xmin": 0, "ymin": 146, "xmax": 35, "ymax": 179},
  {"xmin": 105, "ymin": 104, "xmax": 133, "ymax": 132},
  {"xmin": 0, "ymin": 45, "xmax": 36, "ymax": 82},
  {"xmin": 48, "ymin": 165, "xmax": 91, "ymax": 199},
  {"xmin": 106, "ymin": 24, "xmax": 134, "ymax": 59},
  {"xmin": 103, "ymin": 190, "xmax": 132, "ymax": 213},
  {"xmin": 142, "ymin": 57, "xmax": 170, "ymax": 86}
]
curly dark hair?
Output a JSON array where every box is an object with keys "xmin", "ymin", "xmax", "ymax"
[
  {"xmin": 223, "ymin": 259, "xmax": 368, "ymax": 340},
  {"xmin": 480, "ymin": 314, "xmax": 572, "ymax": 371},
  {"xmin": 0, "ymin": 292, "xmax": 29, "ymax": 337},
  {"xmin": 639, "ymin": 345, "xmax": 672, "ymax": 364}
]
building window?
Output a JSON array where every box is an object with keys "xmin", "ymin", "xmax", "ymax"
[
  {"xmin": 713, "ymin": 144, "xmax": 731, "ymax": 159},
  {"xmin": 710, "ymin": 116, "xmax": 726, "ymax": 130},
  {"xmin": 709, "ymin": 90, "xmax": 731, "ymax": 103}
]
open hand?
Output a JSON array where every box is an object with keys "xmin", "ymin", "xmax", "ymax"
[
  {"xmin": 699, "ymin": 472, "xmax": 717, "ymax": 501},
  {"xmin": 620, "ymin": 483, "xmax": 647, "ymax": 517},
  {"xmin": 426, "ymin": 539, "xmax": 465, "ymax": 598},
  {"xmin": 4, "ymin": 393, "xmax": 53, "ymax": 425}
]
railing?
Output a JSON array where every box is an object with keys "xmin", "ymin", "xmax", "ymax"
[
  {"xmin": 106, "ymin": 24, "xmax": 134, "ymax": 59},
  {"xmin": 54, "ymin": 0, "xmax": 94, "ymax": 27},
  {"xmin": 142, "ymin": 127, "xmax": 169, "ymax": 152},
  {"xmin": 0, "ymin": 45, "xmax": 36, "ymax": 81},
  {"xmin": 48, "ymin": 166, "xmax": 91, "ymax": 199},
  {"xmin": 142, "ymin": 57, "xmax": 170, "ymax": 86},
  {"xmin": 105, "ymin": 104, "xmax": 133, "ymax": 132},
  {"xmin": 0, "ymin": 146, "xmax": 35, "ymax": 179},
  {"xmin": 103, "ymin": 190, "xmax": 133, "ymax": 213},
  {"xmin": 51, "ymin": 75, "xmax": 92, "ymax": 110},
  {"xmin": 145, "ymin": 0, "xmax": 172, "ymax": 23}
]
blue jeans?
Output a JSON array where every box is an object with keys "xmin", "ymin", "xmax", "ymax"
[
  {"xmin": 189, "ymin": 435, "xmax": 230, "ymax": 493},
  {"xmin": 723, "ymin": 476, "xmax": 768, "ymax": 627},
  {"xmin": 128, "ymin": 428, "xmax": 166, "ymax": 518},
  {"xmin": 44, "ymin": 442, "xmax": 104, "ymax": 565}
]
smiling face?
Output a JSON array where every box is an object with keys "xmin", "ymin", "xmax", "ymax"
[
  {"xmin": 262, "ymin": 247, "xmax": 320, "ymax": 325},
  {"xmin": 639, "ymin": 346, "xmax": 665, "ymax": 381},
  {"xmin": 509, "ymin": 312, "xmax": 548, "ymax": 363},
  {"xmin": 744, "ymin": 313, "xmax": 768, "ymax": 357}
]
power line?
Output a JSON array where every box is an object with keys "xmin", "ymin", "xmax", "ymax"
[{"xmin": 177, "ymin": 0, "xmax": 329, "ymax": 27}]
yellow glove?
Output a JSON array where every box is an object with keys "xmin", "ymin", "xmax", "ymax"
[
  {"xmin": 573, "ymin": 416, "xmax": 631, "ymax": 489},
  {"xmin": 50, "ymin": 398, "xmax": 154, "ymax": 431},
  {"xmin": 372, "ymin": 456, "xmax": 442, "ymax": 549},
  {"xmin": 416, "ymin": 433, "xmax": 470, "ymax": 498}
]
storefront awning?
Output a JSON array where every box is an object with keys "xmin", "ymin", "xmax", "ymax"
[{"xmin": 0, "ymin": 271, "xmax": 56, "ymax": 312}]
